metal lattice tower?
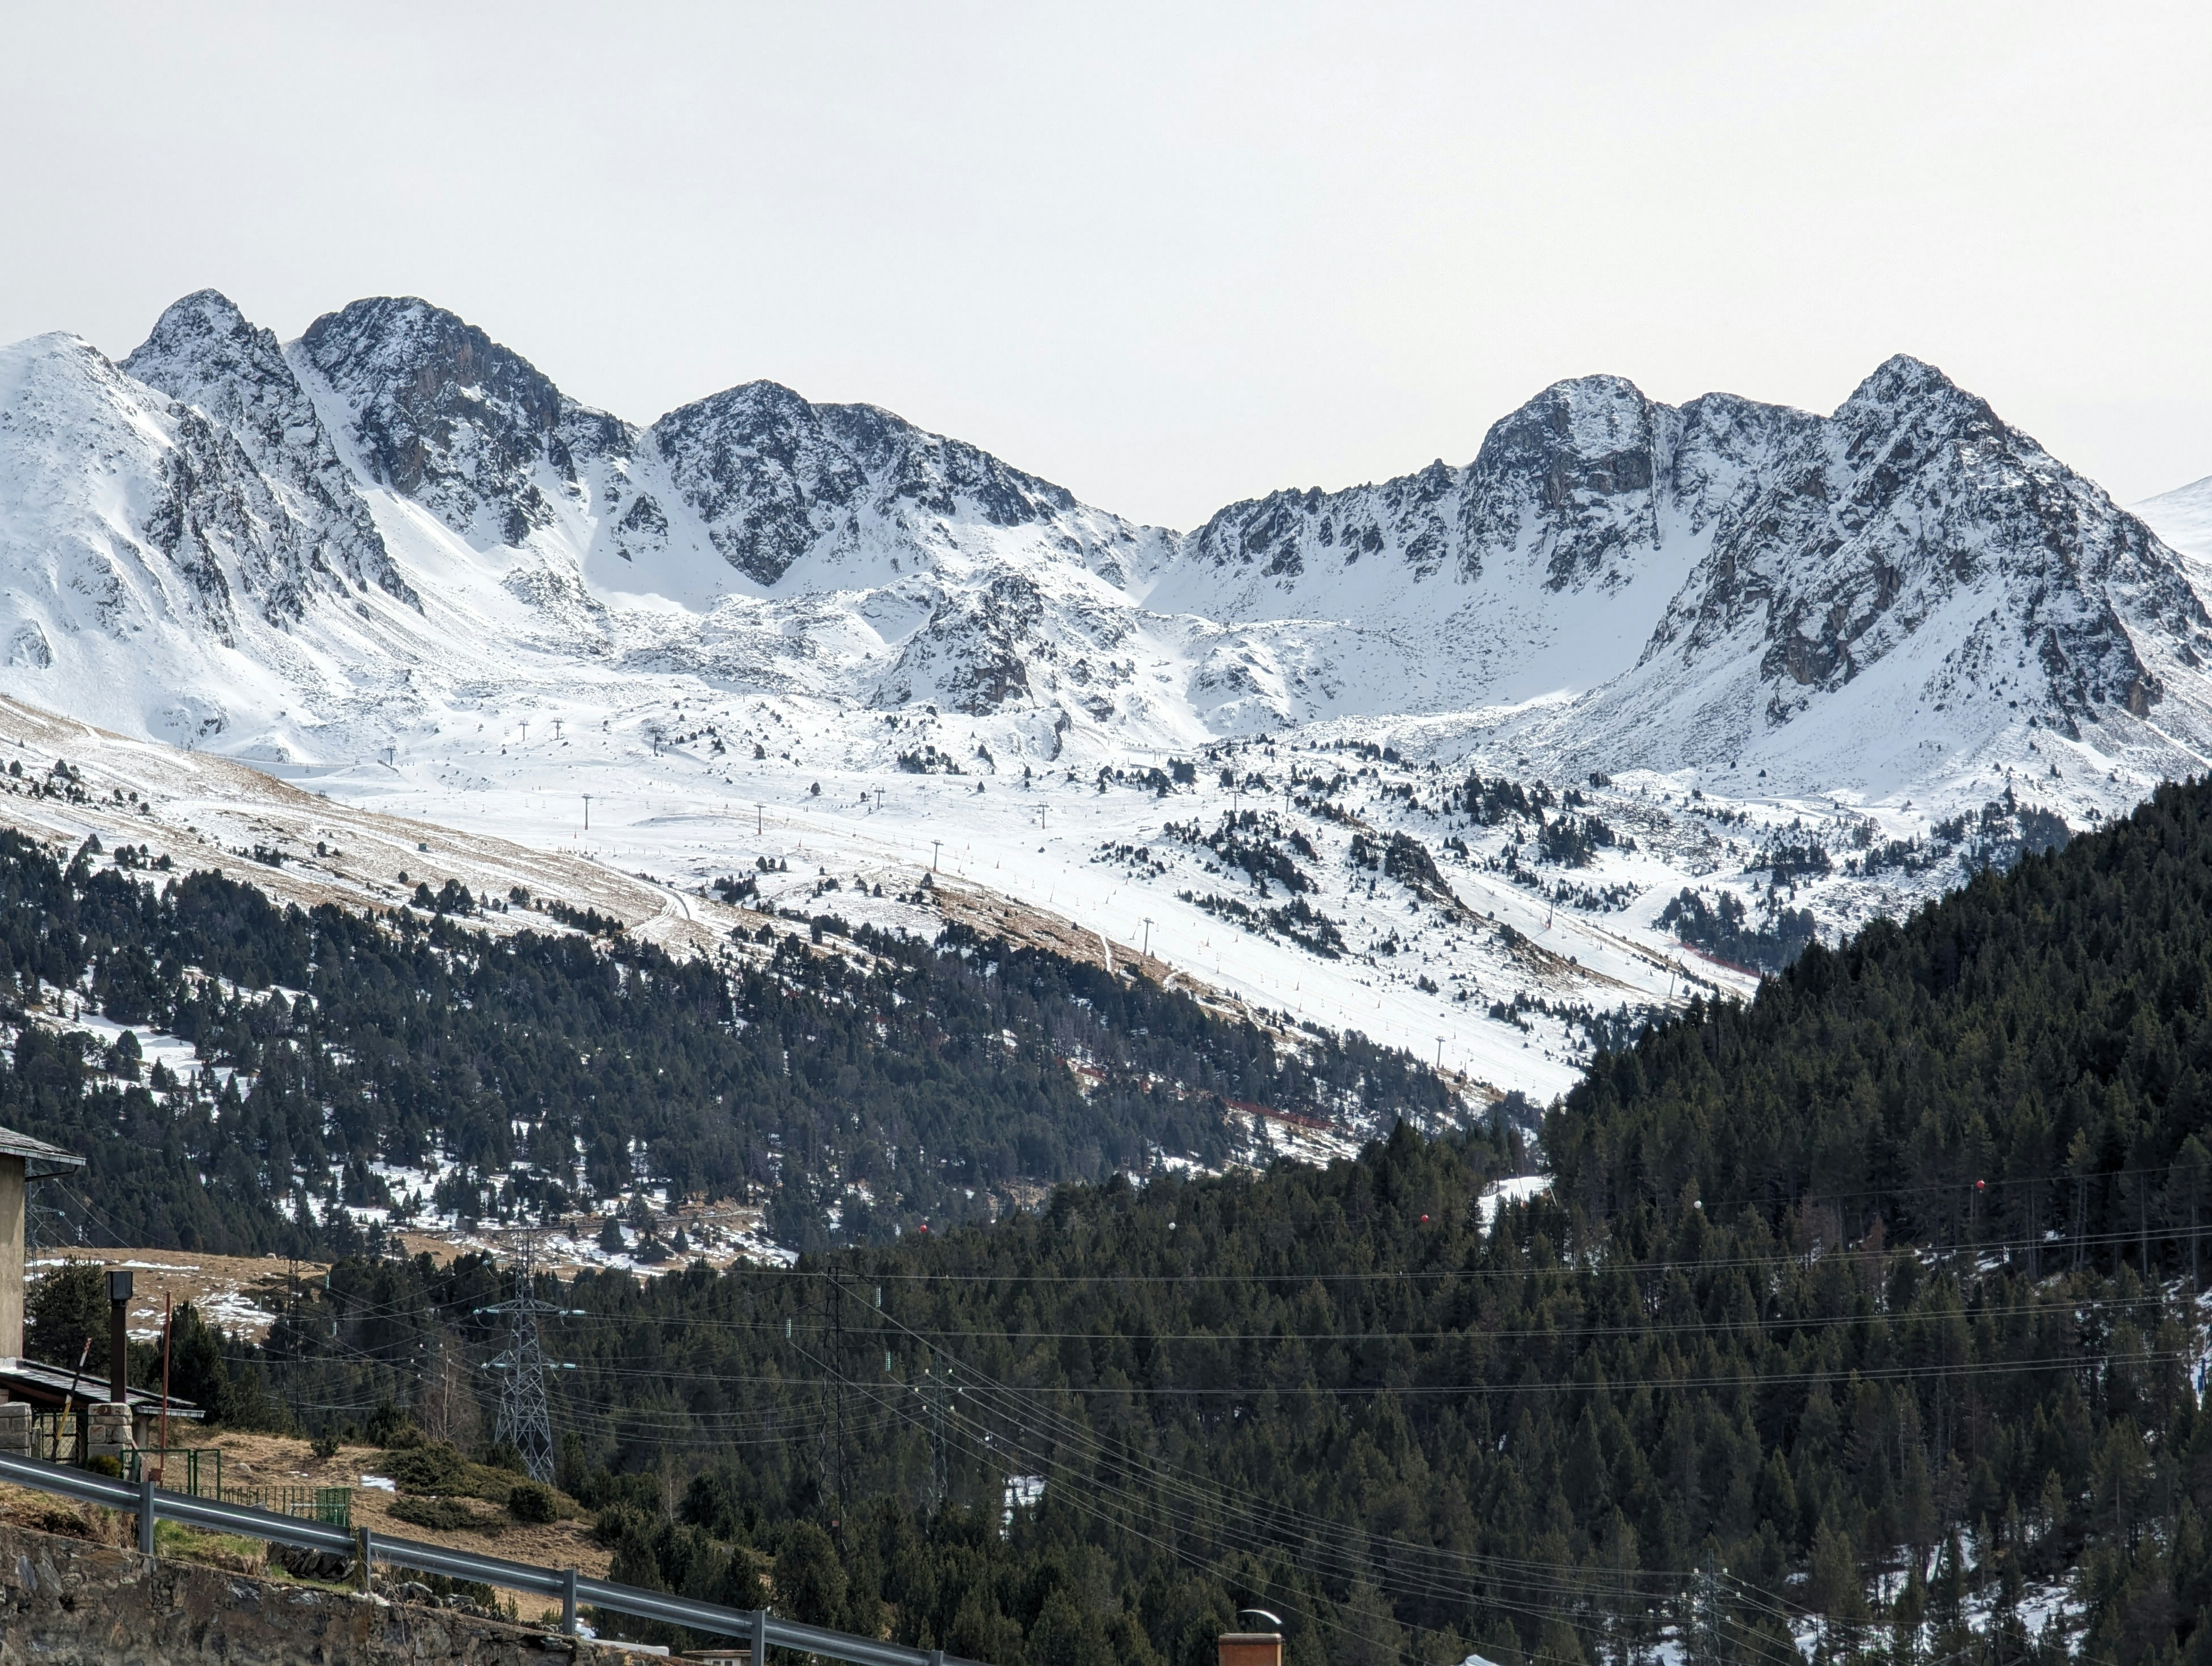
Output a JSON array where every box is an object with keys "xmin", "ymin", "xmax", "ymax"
[
  {"xmin": 480, "ymin": 1230, "xmax": 567, "ymax": 1484},
  {"xmin": 1689, "ymin": 1566, "xmax": 1726, "ymax": 1666},
  {"xmin": 921, "ymin": 1365, "xmax": 949, "ymax": 1514}
]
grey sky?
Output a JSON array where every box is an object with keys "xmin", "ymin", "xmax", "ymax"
[{"xmin": 4, "ymin": 2, "xmax": 2207, "ymax": 529}]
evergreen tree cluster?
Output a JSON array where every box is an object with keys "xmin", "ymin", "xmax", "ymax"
[{"xmin": 0, "ymin": 830, "xmax": 1455, "ymax": 1257}]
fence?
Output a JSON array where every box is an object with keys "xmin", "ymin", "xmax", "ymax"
[
  {"xmin": 121, "ymin": 1447, "xmax": 220, "ymax": 1498},
  {"xmin": 0, "ymin": 1451, "xmax": 979, "ymax": 1666},
  {"xmin": 117, "ymin": 1446, "xmax": 349, "ymax": 1528}
]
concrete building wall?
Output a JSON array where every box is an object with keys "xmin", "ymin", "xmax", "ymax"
[{"xmin": 0, "ymin": 1155, "xmax": 23, "ymax": 1360}]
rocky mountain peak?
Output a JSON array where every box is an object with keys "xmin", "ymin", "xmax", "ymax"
[
  {"xmin": 1473, "ymin": 374, "xmax": 1656, "ymax": 480},
  {"xmin": 650, "ymin": 380, "xmax": 1130, "ymax": 588},
  {"xmin": 126, "ymin": 289, "xmax": 257, "ymax": 369},
  {"xmin": 124, "ymin": 290, "xmax": 411, "ymax": 610},
  {"xmin": 299, "ymin": 297, "xmax": 631, "ymax": 546},
  {"xmin": 1578, "ymin": 355, "xmax": 2212, "ymax": 781}
]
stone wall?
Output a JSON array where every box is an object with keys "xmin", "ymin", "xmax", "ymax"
[{"xmin": 0, "ymin": 1515, "xmax": 627, "ymax": 1666}]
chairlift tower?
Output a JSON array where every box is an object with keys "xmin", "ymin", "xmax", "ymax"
[{"xmin": 478, "ymin": 1229, "xmax": 576, "ymax": 1485}]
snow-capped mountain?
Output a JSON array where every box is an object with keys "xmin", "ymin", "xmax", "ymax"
[
  {"xmin": 1152, "ymin": 376, "xmax": 1803, "ymax": 710},
  {"xmin": 1528, "ymin": 357, "xmax": 2212, "ymax": 793},
  {"xmin": 1, "ymin": 286, "xmax": 2207, "ymax": 1101}
]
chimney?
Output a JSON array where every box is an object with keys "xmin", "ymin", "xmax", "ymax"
[{"xmin": 1219, "ymin": 1633, "xmax": 1283, "ymax": 1666}]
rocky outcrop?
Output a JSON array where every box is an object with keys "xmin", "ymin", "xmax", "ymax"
[
  {"xmin": 298, "ymin": 297, "xmax": 632, "ymax": 548},
  {"xmin": 1177, "ymin": 375, "xmax": 1816, "ymax": 598},
  {"xmin": 650, "ymin": 379, "xmax": 1147, "ymax": 587},
  {"xmin": 123, "ymin": 291, "xmax": 414, "ymax": 611},
  {"xmin": 0, "ymin": 1514, "xmax": 616, "ymax": 1666},
  {"xmin": 1566, "ymin": 355, "xmax": 2212, "ymax": 771}
]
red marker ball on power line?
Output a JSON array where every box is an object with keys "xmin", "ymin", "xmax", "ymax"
[{"xmin": 1420, "ymin": 1214, "xmax": 1430, "ymax": 1223}]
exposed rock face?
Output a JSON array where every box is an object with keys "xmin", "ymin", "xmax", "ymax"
[
  {"xmin": 0, "ymin": 1514, "xmax": 614, "ymax": 1666},
  {"xmin": 299, "ymin": 297, "xmax": 632, "ymax": 548},
  {"xmin": 0, "ymin": 333, "xmax": 375, "ymax": 650},
  {"xmin": 1565, "ymin": 355, "xmax": 2212, "ymax": 774},
  {"xmin": 649, "ymin": 379, "xmax": 1143, "ymax": 587},
  {"xmin": 1179, "ymin": 375, "xmax": 1815, "ymax": 595},
  {"xmin": 123, "ymin": 290, "xmax": 414, "ymax": 611}
]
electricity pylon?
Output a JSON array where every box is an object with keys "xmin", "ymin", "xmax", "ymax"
[{"xmin": 478, "ymin": 1229, "xmax": 577, "ymax": 1485}]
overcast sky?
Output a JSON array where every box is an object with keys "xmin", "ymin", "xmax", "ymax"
[{"xmin": 4, "ymin": 3, "xmax": 2206, "ymax": 528}]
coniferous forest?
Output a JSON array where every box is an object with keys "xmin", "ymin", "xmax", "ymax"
[
  {"xmin": 0, "ymin": 826, "xmax": 1454, "ymax": 1253},
  {"xmin": 31, "ymin": 776, "xmax": 2212, "ymax": 1666}
]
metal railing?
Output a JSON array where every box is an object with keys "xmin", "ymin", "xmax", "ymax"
[{"xmin": 0, "ymin": 1451, "xmax": 975, "ymax": 1666}]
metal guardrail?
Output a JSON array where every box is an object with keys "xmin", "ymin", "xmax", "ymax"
[{"xmin": 0, "ymin": 1452, "xmax": 975, "ymax": 1666}]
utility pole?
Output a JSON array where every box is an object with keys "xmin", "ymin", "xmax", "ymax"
[
  {"xmin": 1142, "ymin": 918, "xmax": 1153, "ymax": 958},
  {"xmin": 932, "ymin": 840, "xmax": 942, "ymax": 872},
  {"xmin": 582, "ymin": 796, "xmax": 590, "ymax": 832},
  {"xmin": 479, "ymin": 1230, "xmax": 576, "ymax": 1485}
]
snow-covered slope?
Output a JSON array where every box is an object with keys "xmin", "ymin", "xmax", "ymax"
[
  {"xmin": 2139, "ymin": 475, "xmax": 2212, "ymax": 562},
  {"xmin": 1, "ymin": 286, "xmax": 2205, "ymax": 1105}
]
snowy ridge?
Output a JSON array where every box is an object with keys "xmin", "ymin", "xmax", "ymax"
[
  {"xmin": 2139, "ymin": 475, "xmax": 2212, "ymax": 563},
  {"xmin": 2, "ymin": 286, "xmax": 2210, "ymax": 1101}
]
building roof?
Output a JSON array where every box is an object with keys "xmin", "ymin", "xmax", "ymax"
[
  {"xmin": 0, "ymin": 1125, "xmax": 83, "ymax": 1181},
  {"xmin": 0, "ymin": 1357, "xmax": 201, "ymax": 1415}
]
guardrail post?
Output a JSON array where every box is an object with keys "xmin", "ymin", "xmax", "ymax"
[
  {"xmin": 356, "ymin": 1525, "xmax": 374, "ymax": 1595},
  {"xmin": 751, "ymin": 1606, "xmax": 770, "ymax": 1666},
  {"xmin": 138, "ymin": 1474, "xmax": 156, "ymax": 1559},
  {"xmin": 563, "ymin": 1566, "xmax": 579, "ymax": 1635}
]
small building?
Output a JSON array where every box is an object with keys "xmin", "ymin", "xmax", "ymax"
[
  {"xmin": 0, "ymin": 1123, "xmax": 85, "ymax": 1359},
  {"xmin": 0, "ymin": 1123, "xmax": 198, "ymax": 1457}
]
